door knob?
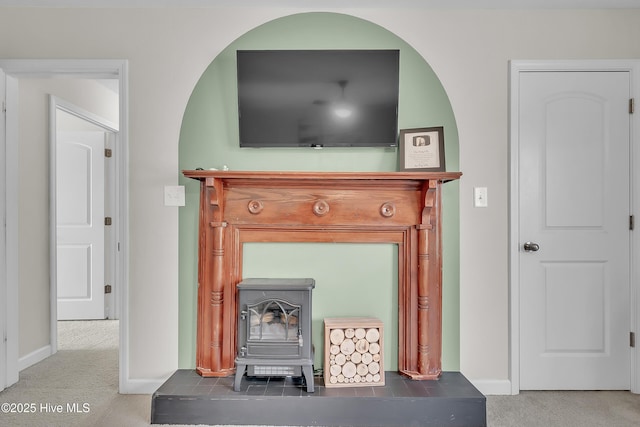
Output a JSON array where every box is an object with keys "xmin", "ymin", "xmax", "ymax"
[{"xmin": 523, "ymin": 242, "xmax": 540, "ymax": 252}]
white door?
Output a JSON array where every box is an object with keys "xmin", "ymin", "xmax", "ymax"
[
  {"xmin": 56, "ymin": 131, "xmax": 106, "ymax": 320},
  {"xmin": 519, "ymin": 71, "xmax": 631, "ymax": 390}
]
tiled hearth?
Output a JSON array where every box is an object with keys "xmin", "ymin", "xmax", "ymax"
[{"xmin": 151, "ymin": 370, "xmax": 486, "ymax": 426}]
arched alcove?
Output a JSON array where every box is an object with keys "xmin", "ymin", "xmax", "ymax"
[{"xmin": 178, "ymin": 12, "xmax": 460, "ymax": 372}]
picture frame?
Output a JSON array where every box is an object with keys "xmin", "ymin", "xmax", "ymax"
[{"xmin": 398, "ymin": 126, "xmax": 445, "ymax": 172}]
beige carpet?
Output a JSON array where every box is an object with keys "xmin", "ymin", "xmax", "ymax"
[{"xmin": 1, "ymin": 320, "xmax": 640, "ymax": 426}]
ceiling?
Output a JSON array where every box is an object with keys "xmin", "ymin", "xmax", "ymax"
[{"xmin": 1, "ymin": 0, "xmax": 639, "ymax": 8}]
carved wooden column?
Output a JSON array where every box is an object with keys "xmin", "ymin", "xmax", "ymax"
[
  {"xmin": 398, "ymin": 180, "xmax": 443, "ymax": 380},
  {"xmin": 417, "ymin": 180, "xmax": 442, "ymax": 379},
  {"xmin": 196, "ymin": 177, "xmax": 234, "ymax": 376}
]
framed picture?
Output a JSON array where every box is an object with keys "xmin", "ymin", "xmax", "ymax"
[{"xmin": 398, "ymin": 126, "xmax": 445, "ymax": 172}]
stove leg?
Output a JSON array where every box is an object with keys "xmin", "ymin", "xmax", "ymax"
[
  {"xmin": 302, "ymin": 365, "xmax": 314, "ymax": 393},
  {"xmin": 234, "ymin": 363, "xmax": 246, "ymax": 392}
]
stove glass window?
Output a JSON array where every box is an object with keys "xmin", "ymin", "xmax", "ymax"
[{"xmin": 248, "ymin": 299, "xmax": 300, "ymax": 341}]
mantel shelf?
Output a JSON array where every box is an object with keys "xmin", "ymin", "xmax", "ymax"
[{"xmin": 183, "ymin": 170, "xmax": 462, "ymax": 182}]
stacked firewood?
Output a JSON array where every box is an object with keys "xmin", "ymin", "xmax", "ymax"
[{"xmin": 324, "ymin": 318, "xmax": 384, "ymax": 387}]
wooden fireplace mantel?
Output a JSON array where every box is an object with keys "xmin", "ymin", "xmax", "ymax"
[{"xmin": 184, "ymin": 170, "xmax": 461, "ymax": 380}]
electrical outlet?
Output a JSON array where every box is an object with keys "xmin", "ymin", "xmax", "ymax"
[{"xmin": 474, "ymin": 187, "xmax": 488, "ymax": 208}]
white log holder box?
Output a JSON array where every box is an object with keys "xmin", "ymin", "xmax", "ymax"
[{"xmin": 324, "ymin": 317, "xmax": 384, "ymax": 388}]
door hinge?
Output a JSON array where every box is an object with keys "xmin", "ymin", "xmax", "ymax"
[
  {"xmin": 105, "ymin": 148, "xmax": 113, "ymax": 158},
  {"xmin": 630, "ymin": 215, "xmax": 635, "ymax": 231},
  {"xmin": 631, "ymin": 332, "xmax": 636, "ymax": 348},
  {"xmin": 105, "ymin": 284, "xmax": 112, "ymax": 294},
  {"xmin": 2, "ymin": 101, "xmax": 6, "ymax": 113},
  {"xmin": 630, "ymin": 98, "xmax": 635, "ymax": 114},
  {"xmin": 105, "ymin": 217, "xmax": 112, "ymax": 226}
]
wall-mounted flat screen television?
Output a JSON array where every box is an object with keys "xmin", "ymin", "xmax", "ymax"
[{"xmin": 237, "ymin": 49, "xmax": 400, "ymax": 148}]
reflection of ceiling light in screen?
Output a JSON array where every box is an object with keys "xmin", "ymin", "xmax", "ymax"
[
  {"xmin": 334, "ymin": 105, "xmax": 352, "ymax": 118},
  {"xmin": 333, "ymin": 79, "xmax": 352, "ymax": 118}
]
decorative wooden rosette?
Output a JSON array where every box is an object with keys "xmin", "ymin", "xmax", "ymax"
[{"xmin": 324, "ymin": 317, "xmax": 384, "ymax": 387}]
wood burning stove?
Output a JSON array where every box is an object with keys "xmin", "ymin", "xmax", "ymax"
[{"xmin": 234, "ymin": 278, "xmax": 315, "ymax": 392}]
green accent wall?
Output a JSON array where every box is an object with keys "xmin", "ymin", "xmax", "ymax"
[{"xmin": 178, "ymin": 12, "xmax": 460, "ymax": 371}]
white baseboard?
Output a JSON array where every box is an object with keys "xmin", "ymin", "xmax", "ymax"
[
  {"xmin": 18, "ymin": 345, "xmax": 52, "ymax": 372},
  {"xmin": 470, "ymin": 379, "xmax": 513, "ymax": 395},
  {"xmin": 119, "ymin": 377, "xmax": 167, "ymax": 394}
]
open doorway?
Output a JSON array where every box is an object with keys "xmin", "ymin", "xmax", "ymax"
[{"xmin": 0, "ymin": 60, "xmax": 129, "ymax": 393}]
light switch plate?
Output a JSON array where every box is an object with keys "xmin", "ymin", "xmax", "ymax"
[
  {"xmin": 474, "ymin": 187, "xmax": 488, "ymax": 208},
  {"xmin": 164, "ymin": 186, "xmax": 185, "ymax": 207}
]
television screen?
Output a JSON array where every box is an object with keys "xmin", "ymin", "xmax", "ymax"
[{"xmin": 237, "ymin": 49, "xmax": 400, "ymax": 148}]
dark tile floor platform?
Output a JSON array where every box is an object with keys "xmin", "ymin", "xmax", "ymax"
[{"xmin": 151, "ymin": 370, "xmax": 486, "ymax": 427}]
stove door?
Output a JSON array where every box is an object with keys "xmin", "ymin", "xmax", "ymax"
[{"xmin": 244, "ymin": 299, "xmax": 302, "ymax": 357}]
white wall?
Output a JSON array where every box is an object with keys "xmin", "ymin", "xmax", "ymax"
[{"xmin": 1, "ymin": 6, "xmax": 640, "ymax": 391}]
